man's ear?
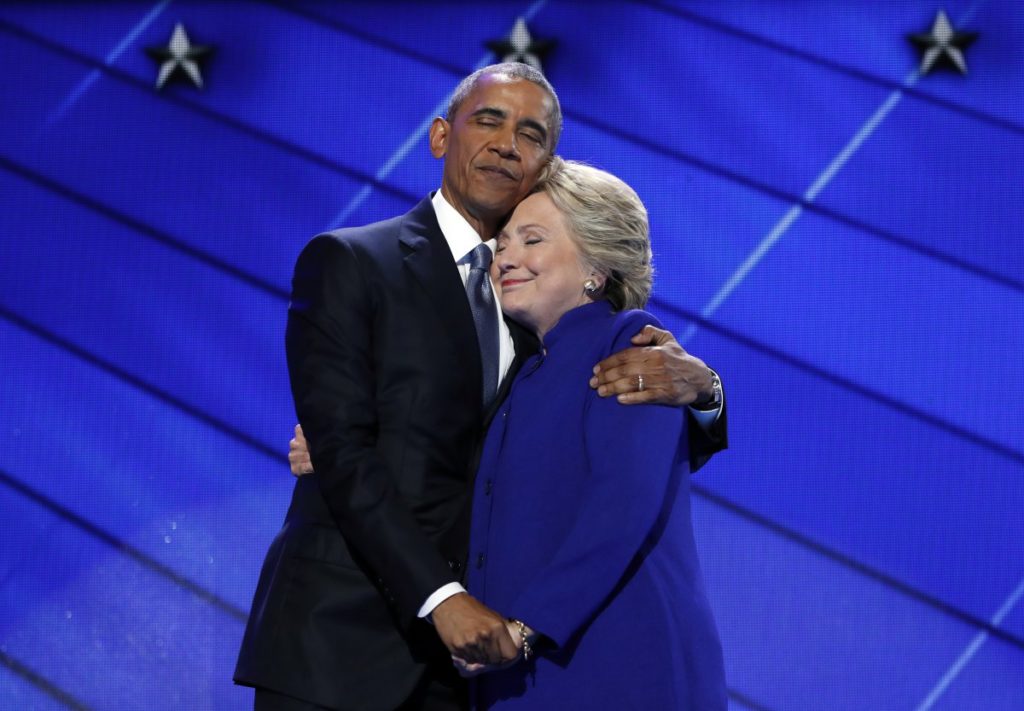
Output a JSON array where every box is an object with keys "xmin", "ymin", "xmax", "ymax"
[{"xmin": 429, "ymin": 117, "xmax": 449, "ymax": 159}]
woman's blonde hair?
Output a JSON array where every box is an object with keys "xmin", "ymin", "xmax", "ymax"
[{"xmin": 536, "ymin": 157, "xmax": 652, "ymax": 310}]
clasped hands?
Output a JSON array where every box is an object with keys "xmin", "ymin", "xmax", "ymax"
[{"xmin": 431, "ymin": 593, "xmax": 533, "ymax": 678}]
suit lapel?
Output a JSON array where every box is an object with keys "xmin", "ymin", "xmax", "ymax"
[{"xmin": 399, "ymin": 196, "xmax": 483, "ymax": 403}]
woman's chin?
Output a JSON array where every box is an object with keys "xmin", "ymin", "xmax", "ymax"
[{"xmin": 502, "ymin": 305, "xmax": 537, "ymax": 332}]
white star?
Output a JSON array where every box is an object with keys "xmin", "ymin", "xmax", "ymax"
[
  {"xmin": 486, "ymin": 17, "xmax": 554, "ymax": 73},
  {"xmin": 508, "ymin": 19, "xmax": 536, "ymax": 62},
  {"xmin": 909, "ymin": 10, "xmax": 978, "ymax": 76},
  {"xmin": 147, "ymin": 23, "xmax": 213, "ymax": 90}
]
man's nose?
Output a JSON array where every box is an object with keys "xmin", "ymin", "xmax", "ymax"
[{"xmin": 490, "ymin": 127, "xmax": 520, "ymax": 159}]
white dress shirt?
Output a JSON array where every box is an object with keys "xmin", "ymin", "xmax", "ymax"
[{"xmin": 432, "ymin": 190, "xmax": 515, "ymax": 388}]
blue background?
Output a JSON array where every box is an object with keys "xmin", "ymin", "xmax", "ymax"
[{"xmin": 1, "ymin": 1, "xmax": 1022, "ymax": 709}]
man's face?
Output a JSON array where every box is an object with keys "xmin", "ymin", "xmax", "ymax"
[{"xmin": 429, "ymin": 75, "xmax": 555, "ymax": 231}]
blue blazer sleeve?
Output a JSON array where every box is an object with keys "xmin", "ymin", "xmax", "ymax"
[{"xmin": 504, "ymin": 312, "xmax": 687, "ymax": 648}]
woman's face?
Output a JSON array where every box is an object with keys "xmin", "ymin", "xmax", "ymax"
[{"xmin": 493, "ymin": 192, "xmax": 595, "ymax": 339}]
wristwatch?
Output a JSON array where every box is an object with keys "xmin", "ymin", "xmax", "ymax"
[{"xmin": 692, "ymin": 369, "xmax": 722, "ymax": 411}]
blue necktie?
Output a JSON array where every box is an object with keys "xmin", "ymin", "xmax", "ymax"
[{"xmin": 463, "ymin": 243, "xmax": 500, "ymax": 408}]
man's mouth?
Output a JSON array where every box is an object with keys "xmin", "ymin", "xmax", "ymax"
[{"xmin": 478, "ymin": 165, "xmax": 517, "ymax": 181}]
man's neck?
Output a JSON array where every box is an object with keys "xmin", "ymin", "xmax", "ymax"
[{"xmin": 439, "ymin": 186, "xmax": 500, "ymax": 239}]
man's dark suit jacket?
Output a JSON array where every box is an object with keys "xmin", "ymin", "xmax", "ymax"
[{"xmin": 234, "ymin": 195, "xmax": 727, "ymax": 710}]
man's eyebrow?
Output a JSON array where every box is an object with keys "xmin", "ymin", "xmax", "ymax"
[{"xmin": 470, "ymin": 107, "xmax": 507, "ymax": 120}]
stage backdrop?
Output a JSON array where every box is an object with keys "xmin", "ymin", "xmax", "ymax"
[{"xmin": 1, "ymin": 2, "xmax": 1022, "ymax": 709}]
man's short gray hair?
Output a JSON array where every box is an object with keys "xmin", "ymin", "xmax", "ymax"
[
  {"xmin": 537, "ymin": 158, "xmax": 652, "ymax": 311},
  {"xmin": 446, "ymin": 62, "xmax": 563, "ymax": 150}
]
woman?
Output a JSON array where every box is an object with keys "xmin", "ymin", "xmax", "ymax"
[{"xmin": 458, "ymin": 158, "xmax": 726, "ymax": 709}]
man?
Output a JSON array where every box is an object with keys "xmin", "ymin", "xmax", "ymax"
[{"xmin": 235, "ymin": 63, "xmax": 726, "ymax": 711}]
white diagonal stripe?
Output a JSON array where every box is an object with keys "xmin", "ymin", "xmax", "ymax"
[
  {"xmin": 677, "ymin": 0, "xmax": 988, "ymax": 345},
  {"xmin": 40, "ymin": 0, "xmax": 172, "ymax": 132},
  {"xmin": 679, "ymin": 74, "xmax": 917, "ymax": 345},
  {"xmin": 914, "ymin": 575, "xmax": 1024, "ymax": 711}
]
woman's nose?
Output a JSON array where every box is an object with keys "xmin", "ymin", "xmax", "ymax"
[{"xmin": 495, "ymin": 248, "xmax": 517, "ymax": 272}]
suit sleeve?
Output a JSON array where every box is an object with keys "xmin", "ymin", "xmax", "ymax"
[
  {"xmin": 286, "ymin": 234, "xmax": 455, "ymax": 625},
  {"xmin": 687, "ymin": 387, "xmax": 727, "ymax": 473},
  {"xmin": 505, "ymin": 315, "xmax": 688, "ymax": 648}
]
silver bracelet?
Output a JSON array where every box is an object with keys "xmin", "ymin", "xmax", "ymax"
[{"xmin": 510, "ymin": 618, "xmax": 533, "ymax": 661}]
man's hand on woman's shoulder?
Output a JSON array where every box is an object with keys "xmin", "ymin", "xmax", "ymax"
[{"xmin": 590, "ymin": 325, "xmax": 716, "ymax": 406}]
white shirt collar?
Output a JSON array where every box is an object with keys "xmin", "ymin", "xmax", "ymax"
[{"xmin": 431, "ymin": 190, "xmax": 495, "ymax": 263}]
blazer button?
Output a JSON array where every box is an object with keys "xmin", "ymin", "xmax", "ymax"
[
  {"xmin": 484, "ymin": 479, "xmax": 493, "ymax": 495},
  {"xmin": 476, "ymin": 553, "xmax": 485, "ymax": 569}
]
